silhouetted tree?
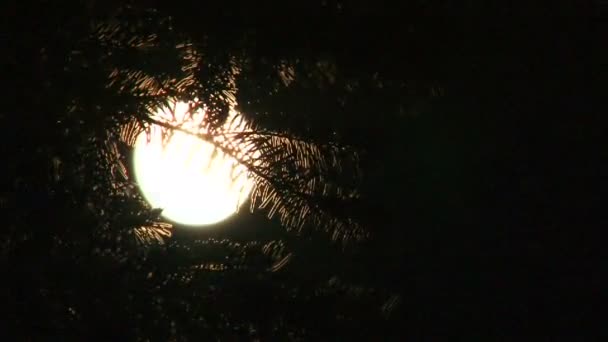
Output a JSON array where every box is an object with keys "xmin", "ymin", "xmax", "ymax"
[{"xmin": 2, "ymin": 2, "xmax": 421, "ymax": 340}]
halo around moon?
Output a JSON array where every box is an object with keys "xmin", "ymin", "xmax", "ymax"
[{"xmin": 133, "ymin": 100, "xmax": 254, "ymax": 226}]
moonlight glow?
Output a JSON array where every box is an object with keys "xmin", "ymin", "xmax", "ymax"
[{"xmin": 133, "ymin": 100, "xmax": 254, "ymax": 226}]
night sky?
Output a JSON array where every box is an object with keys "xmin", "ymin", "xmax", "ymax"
[{"xmin": 2, "ymin": 1, "xmax": 604, "ymax": 339}]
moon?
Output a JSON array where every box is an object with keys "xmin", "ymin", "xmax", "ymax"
[{"xmin": 133, "ymin": 100, "xmax": 254, "ymax": 226}]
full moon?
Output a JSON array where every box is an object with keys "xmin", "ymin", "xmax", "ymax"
[{"xmin": 133, "ymin": 100, "xmax": 254, "ymax": 226}]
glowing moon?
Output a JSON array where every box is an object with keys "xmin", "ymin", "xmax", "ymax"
[{"xmin": 133, "ymin": 100, "xmax": 254, "ymax": 226}]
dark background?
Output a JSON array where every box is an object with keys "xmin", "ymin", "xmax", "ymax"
[{"xmin": 2, "ymin": 0, "xmax": 604, "ymax": 339}]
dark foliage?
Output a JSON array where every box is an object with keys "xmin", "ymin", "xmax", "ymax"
[{"xmin": 2, "ymin": 0, "xmax": 602, "ymax": 339}]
